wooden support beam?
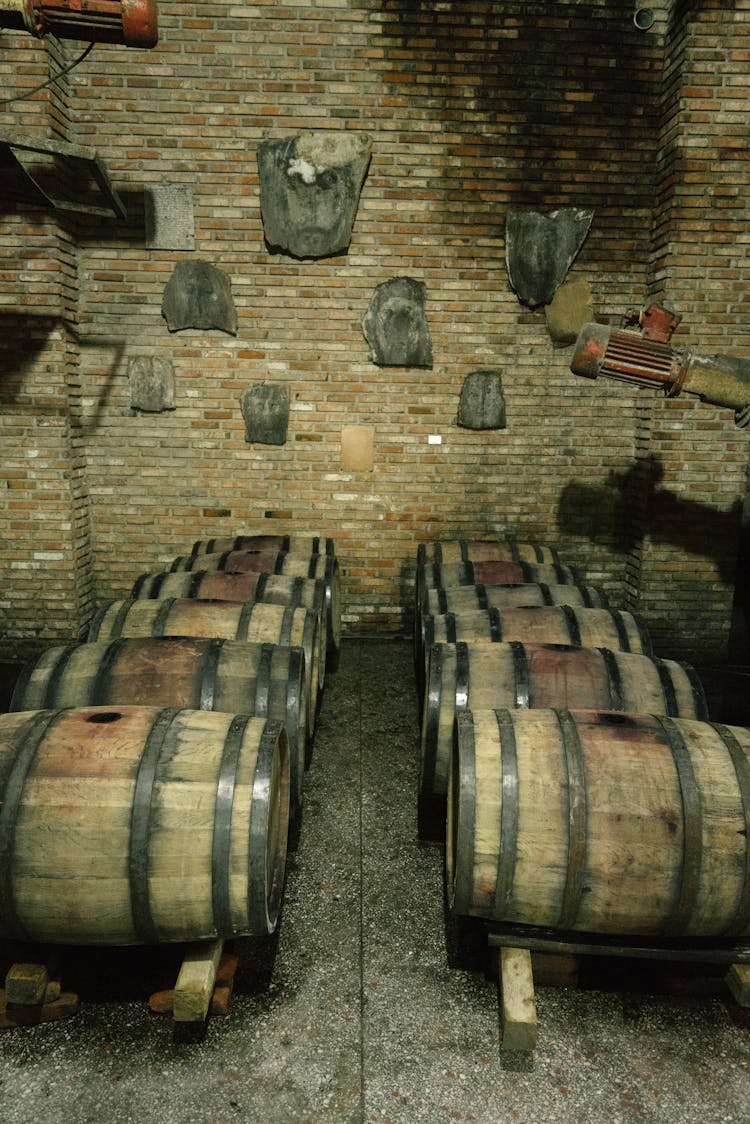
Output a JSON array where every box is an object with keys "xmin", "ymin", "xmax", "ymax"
[
  {"xmin": 172, "ymin": 939, "xmax": 224, "ymax": 1024},
  {"xmin": 499, "ymin": 946, "xmax": 538, "ymax": 1052}
]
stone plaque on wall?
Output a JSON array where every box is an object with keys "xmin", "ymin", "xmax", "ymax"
[
  {"xmin": 162, "ymin": 259, "xmax": 237, "ymax": 334},
  {"xmin": 240, "ymin": 384, "xmax": 289, "ymax": 445},
  {"xmin": 545, "ymin": 277, "xmax": 594, "ymax": 346},
  {"xmin": 363, "ymin": 277, "xmax": 432, "ymax": 368},
  {"xmin": 128, "ymin": 355, "xmax": 175, "ymax": 412},
  {"xmin": 258, "ymin": 130, "xmax": 371, "ymax": 259},
  {"xmin": 457, "ymin": 370, "xmax": 506, "ymax": 430},
  {"xmin": 506, "ymin": 207, "xmax": 594, "ymax": 308},
  {"xmin": 144, "ymin": 185, "xmax": 195, "ymax": 251}
]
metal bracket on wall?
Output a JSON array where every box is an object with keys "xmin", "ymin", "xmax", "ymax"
[{"xmin": 0, "ymin": 127, "xmax": 127, "ymax": 219}]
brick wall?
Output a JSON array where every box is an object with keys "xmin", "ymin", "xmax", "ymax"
[{"xmin": 1, "ymin": 1, "xmax": 748, "ymax": 665}]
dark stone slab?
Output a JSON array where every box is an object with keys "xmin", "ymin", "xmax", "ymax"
[
  {"xmin": 457, "ymin": 370, "xmax": 506, "ymax": 430},
  {"xmin": 162, "ymin": 259, "xmax": 237, "ymax": 334},
  {"xmin": 506, "ymin": 207, "xmax": 594, "ymax": 308},
  {"xmin": 362, "ymin": 277, "xmax": 432, "ymax": 368},
  {"xmin": 240, "ymin": 384, "xmax": 290, "ymax": 445},
  {"xmin": 127, "ymin": 355, "xmax": 175, "ymax": 412},
  {"xmin": 258, "ymin": 131, "xmax": 371, "ymax": 260}
]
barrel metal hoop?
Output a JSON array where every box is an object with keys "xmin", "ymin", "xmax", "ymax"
[
  {"xmin": 436, "ymin": 586, "xmax": 448, "ymax": 614},
  {"xmin": 152, "ymin": 596, "xmax": 176, "ymax": 638},
  {"xmin": 212, "ymin": 712, "xmax": 254, "ymax": 936},
  {"xmin": 539, "ymin": 583, "xmax": 554, "ymax": 606},
  {"xmin": 422, "ymin": 616, "xmax": 434, "ymax": 654},
  {"xmin": 0, "ymin": 709, "xmax": 63, "ymax": 941},
  {"xmin": 307, "ymin": 555, "xmax": 318, "ymax": 580},
  {"xmin": 189, "ymin": 538, "xmax": 201, "ymax": 557},
  {"xmin": 713, "ymin": 723, "xmax": 750, "ymax": 935},
  {"xmin": 561, "ymin": 603, "xmax": 581, "ymax": 647},
  {"xmin": 8, "ymin": 655, "xmax": 38, "ymax": 711},
  {"xmin": 236, "ymin": 600, "xmax": 255, "ymax": 641},
  {"xmin": 459, "ymin": 541, "xmax": 469, "ymax": 563},
  {"xmin": 653, "ymin": 657, "xmax": 679, "ymax": 717},
  {"xmin": 455, "ymin": 642, "xmax": 470, "ymax": 711},
  {"xmin": 657, "ymin": 715, "xmax": 703, "ymax": 935},
  {"xmin": 188, "ymin": 571, "xmax": 204, "ymax": 598},
  {"xmin": 254, "ymin": 643, "xmax": 274, "ymax": 717},
  {"xmin": 421, "ymin": 643, "xmax": 444, "ymax": 798},
  {"xmin": 87, "ymin": 601, "xmax": 109, "ymax": 641},
  {"xmin": 199, "ymin": 638, "xmax": 224, "ymax": 711},
  {"xmin": 131, "ymin": 572, "xmax": 148, "ymax": 598},
  {"xmin": 291, "ymin": 575, "xmax": 305, "ymax": 608},
  {"xmin": 252, "ymin": 571, "xmax": 267, "ymax": 600},
  {"xmin": 684, "ymin": 662, "xmax": 709, "ymax": 721},
  {"xmin": 91, "ymin": 638, "xmax": 129, "ymax": 705},
  {"xmin": 219, "ymin": 550, "xmax": 232, "ymax": 571},
  {"xmin": 445, "ymin": 612, "xmax": 457, "ymax": 645},
  {"xmin": 555, "ymin": 708, "xmax": 588, "ymax": 931},
  {"xmin": 247, "ymin": 719, "xmax": 284, "ymax": 932},
  {"xmin": 274, "ymin": 552, "xmax": 286, "ymax": 575},
  {"xmin": 129, "ymin": 707, "xmax": 181, "ymax": 945},
  {"xmin": 631, "ymin": 611, "xmax": 653, "ymax": 656},
  {"xmin": 474, "ymin": 583, "xmax": 488, "ymax": 611},
  {"xmin": 464, "ymin": 561, "xmax": 476, "ymax": 586},
  {"xmin": 286, "ymin": 647, "xmax": 304, "ymax": 759},
  {"xmin": 452, "ymin": 711, "xmax": 477, "ymax": 917},
  {"xmin": 611, "ymin": 609, "xmax": 633, "ymax": 652},
  {"xmin": 553, "ymin": 564, "xmax": 568, "ymax": 584},
  {"xmin": 598, "ymin": 646, "xmax": 625, "ymax": 710},
  {"xmin": 509, "ymin": 641, "xmax": 530, "ymax": 708},
  {"xmin": 492, "ymin": 708, "xmax": 520, "ymax": 920},
  {"xmin": 487, "ymin": 606, "xmax": 502, "ymax": 642},
  {"xmin": 280, "ymin": 604, "xmax": 296, "ymax": 646},
  {"xmin": 281, "ymin": 535, "xmax": 291, "ymax": 552}
]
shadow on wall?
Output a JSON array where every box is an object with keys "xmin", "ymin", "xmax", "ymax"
[{"xmin": 556, "ymin": 455, "xmax": 742, "ymax": 586}]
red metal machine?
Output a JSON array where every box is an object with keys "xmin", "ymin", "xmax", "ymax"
[
  {"xmin": 570, "ymin": 303, "xmax": 750, "ymax": 427},
  {"xmin": 0, "ymin": 0, "xmax": 158, "ymax": 48}
]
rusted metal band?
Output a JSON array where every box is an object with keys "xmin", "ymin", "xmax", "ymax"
[
  {"xmin": 291, "ymin": 575, "xmax": 305, "ymax": 608},
  {"xmin": 628, "ymin": 610, "xmax": 653, "ymax": 656},
  {"xmin": 187, "ymin": 571, "xmax": 204, "ymax": 598},
  {"xmin": 152, "ymin": 596, "xmax": 176, "ymax": 637},
  {"xmin": 0, "ymin": 709, "xmax": 62, "ymax": 941},
  {"xmin": 212, "ymin": 712, "xmax": 253, "ymax": 936},
  {"xmin": 538, "ymin": 583, "xmax": 554, "ymax": 606},
  {"xmin": 684, "ymin": 662, "xmax": 709, "ymax": 721},
  {"xmin": 556, "ymin": 709, "xmax": 588, "ymax": 931},
  {"xmin": 455, "ymin": 641, "xmax": 470, "ymax": 711},
  {"xmin": 657, "ymin": 715, "xmax": 703, "ymax": 935},
  {"xmin": 236, "ymin": 600, "xmax": 255, "ymax": 641},
  {"xmin": 253, "ymin": 643, "xmax": 274, "ymax": 717},
  {"xmin": 459, "ymin": 541, "xmax": 470, "ymax": 563},
  {"xmin": 218, "ymin": 550, "xmax": 232, "ymax": 572},
  {"xmin": 463, "ymin": 562, "xmax": 476, "ymax": 586},
  {"xmin": 199, "ymin": 638, "xmax": 224, "ymax": 711},
  {"xmin": 91, "ymin": 638, "xmax": 129, "ymax": 705},
  {"xmin": 492, "ymin": 708, "xmax": 520, "ymax": 920},
  {"xmin": 509, "ymin": 641, "xmax": 530, "ymax": 708},
  {"xmin": 653, "ymin": 657, "xmax": 679, "ymax": 717},
  {"xmin": 435, "ymin": 586, "xmax": 448, "ymax": 614},
  {"xmin": 665, "ymin": 350, "xmax": 691, "ymax": 398},
  {"xmin": 610, "ymin": 608, "xmax": 632, "ymax": 652},
  {"xmin": 86, "ymin": 601, "xmax": 110, "ymax": 641},
  {"xmin": 280, "ymin": 604, "xmax": 296, "ymax": 647},
  {"xmin": 129, "ymin": 708, "xmax": 181, "ymax": 944},
  {"xmin": 474, "ymin": 584, "xmax": 488, "ymax": 611},
  {"xmin": 131, "ymin": 571, "xmax": 150, "ymax": 598},
  {"xmin": 713, "ymin": 723, "xmax": 750, "ymax": 935},
  {"xmin": 451, "ymin": 711, "xmax": 477, "ymax": 917},
  {"xmin": 274, "ymin": 552, "xmax": 287, "ymax": 575},
  {"xmin": 487, "ymin": 606, "xmax": 503, "ymax": 642},
  {"xmin": 560, "ymin": 604, "xmax": 581, "ymax": 647},
  {"xmin": 598, "ymin": 646, "xmax": 625, "ymax": 710},
  {"xmin": 421, "ymin": 643, "xmax": 444, "ymax": 799},
  {"xmin": 247, "ymin": 720, "xmax": 284, "ymax": 932},
  {"xmin": 444, "ymin": 612, "xmax": 457, "ymax": 645},
  {"xmin": 255, "ymin": 571, "xmax": 269, "ymax": 600}
]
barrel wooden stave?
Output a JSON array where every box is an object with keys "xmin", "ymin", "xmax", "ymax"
[
  {"xmin": 10, "ymin": 637, "xmax": 309, "ymax": 812},
  {"xmin": 448, "ymin": 707, "xmax": 750, "ymax": 939},
  {"xmin": 0, "ymin": 706, "xmax": 289, "ymax": 946},
  {"xmin": 419, "ymin": 561, "xmax": 579, "ymax": 590},
  {"xmin": 421, "ymin": 641, "xmax": 709, "ymax": 800},
  {"xmin": 420, "ymin": 581, "xmax": 610, "ymax": 621}
]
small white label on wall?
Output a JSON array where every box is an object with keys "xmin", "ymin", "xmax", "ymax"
[{"xmin": 428, "ymin": 434, "xmax": 442, "ymax": 445}]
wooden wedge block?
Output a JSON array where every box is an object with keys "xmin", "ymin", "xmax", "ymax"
[
  {"xmin": 5, "ymin": 963, "xmax": 50, "ymax": 1006},
  {"xmin": 172, "ymin": 939, "xmax": 224, "ymax": 1024},
  {"xmin": 149, "ymin": 948, "xmax": 239, "ymax": 1018},
  {"xmin": 0, "ymin": 989, "xmax": 79, "ymax": 1029},
  {"xmin": 499, "ymin": 946, "xmax": 538, "ymax": 1052},
  {"xmin": 726, "ymin": 963, "xmax": 750, "ymax": 1007}
]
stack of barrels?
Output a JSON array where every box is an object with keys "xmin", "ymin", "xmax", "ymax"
[
  {"xmin": 416, "ymin": 537, "xmax": 750, "ymax": 946},
  {"xmin": 1, "ymin": 533, "xmax": 340, "ymax": 951}
]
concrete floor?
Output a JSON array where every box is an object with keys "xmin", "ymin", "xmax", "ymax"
[{"xmin": 1, "ymin": 637, "xmax": 749, "ymax": 1123}]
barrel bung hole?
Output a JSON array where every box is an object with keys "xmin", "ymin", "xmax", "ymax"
[{"xmin": 86, "ymin": 711, "xmax": 122, "ymax": 724}]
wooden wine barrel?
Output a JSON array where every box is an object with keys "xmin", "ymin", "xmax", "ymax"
[
  {"xmin": 10, "ymin": 638, "xmax": 308, "ymax": 813},
  {"xmin": 448, "ymin": 707, "xmax": 750, "ymax": 939},
  {"xmin": 91, "ymin": 598, "xmax": 322, "ymax": 733},
  {"xmin": 0, "ymin": 707, "xmax": 289, "ymax": 945},
  {"xmin": 421, "ymin": 641, "xmax": 709, "ymax": 802},
  {"xmin": 423, "ymin": 605, "xmax": 651, "ymax": 668},
  {"xmin": 420, "ymin": 581, "xmax": 610, "ymax": 621},
  {"xmin": 417, "ymin": 540, "xmax": 561, "ymax": 566},
  {"xmin": 191, "ymin": 534, "xmax": 335, "ymax": 557},
  {"xmin": 166, "ymin": 552, "xmax": 342, "ymax": 657}
]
